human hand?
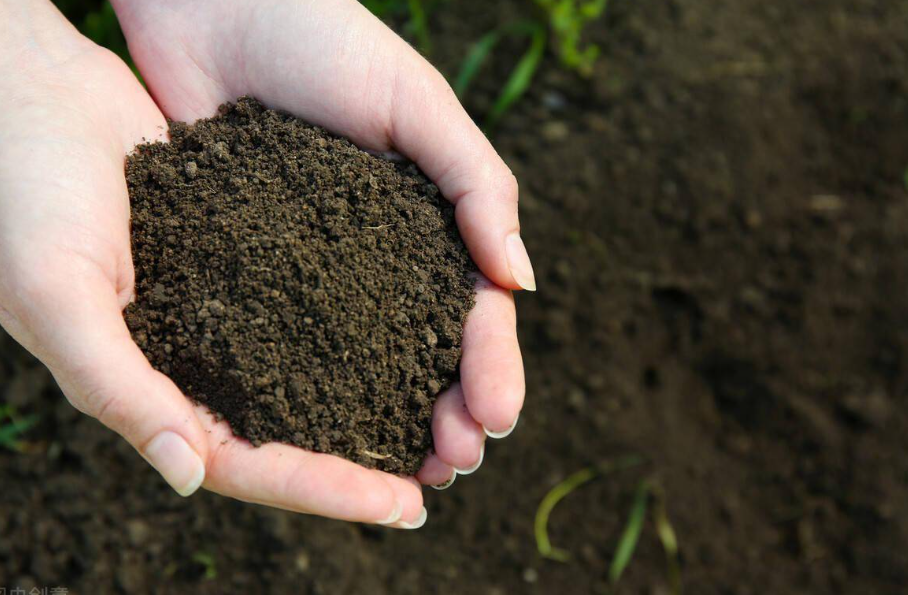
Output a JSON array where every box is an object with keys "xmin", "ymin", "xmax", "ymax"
[
  {"xmin": 0, "ymin": 0, "xmax": 530, "ymax": 529},
  {"xmin": 0, "ymin": 1, "xmax": 430, "ymax": 527},
  {"xmin": 113, "ymin": 0, "xmax": 531, "ymax": 488}
]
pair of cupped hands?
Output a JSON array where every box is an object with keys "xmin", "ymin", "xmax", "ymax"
[{"xmin": 0, "ymin": 0, "xmax": 532, "ymax": 529}]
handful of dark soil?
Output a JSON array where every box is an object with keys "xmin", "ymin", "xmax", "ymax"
[{"xmin": 124, "ymin": 98, "xmax": 475, "ymax": 475}]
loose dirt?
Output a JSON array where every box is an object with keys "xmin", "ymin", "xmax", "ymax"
[{"xmin": 124, "ymin": 98, "xmax": 475, "ymax": 475}]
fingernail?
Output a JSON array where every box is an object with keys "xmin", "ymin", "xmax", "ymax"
[
  {"xmin": 431, "ymin": 469, "xmax": 457, "ymax": 491},
  {"xmin": 390, "ymin": 507, "xmax": 428, "ymax": 530},
  {"xmin": 454, "ymin": 444, "xmax": 485, "ymax": 476},
  {"xmin": 143, "ymin": 431, "xmax": 206, "ymax": 497},
  {"xmin": 506, "ymin": 233, "xmax": 536, "ymax": 291},
  {"xmin": 377, "ymin": 500, "xmax": 404, "ymax": 525},
  {"xmin": 484, "ymin": 413, "xmax": 519, "ymax": 439}
]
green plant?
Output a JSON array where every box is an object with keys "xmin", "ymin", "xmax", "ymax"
[
  {"xmin": 610, "ymin": 480, "xmax": 681, "ymax": 593},
  {"xmin": 534, "ymin": 455, "xmax": 643, "ymax": 561},
  {"xmin": 454, "ymin": 21, "xmax": 547, "ymax": 130},
  {"xmin": 0, "ymin": 405, "xmax": 40, "ymax": 452},
  {"xmin": 455, "ymin": 0, "xmax": 610, "ymax": 128},
  {"xmin": 609, "ymin": 479, "xmax": 649, "ymax": 583},
  {"xmin": 535, "ymin": 0, "xmax": 608, "ymax": 76},
  {"xmin": 652, "ymin": 483, "xmax": 682, "ymax": 595},
  {"xmin": 191, "ymin": 552, "xmax": 218, "ymax": 580},
  {"xmin": 534, "ymin": 458, "xmax": 682, "ymax": 595}
]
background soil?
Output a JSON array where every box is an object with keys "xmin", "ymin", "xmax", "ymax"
[{"xmin": 3, "ymin": 0, "xmax": 908, "ymax": 593}]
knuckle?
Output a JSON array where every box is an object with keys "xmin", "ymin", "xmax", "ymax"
[
  {"xmin": 81, "ymin": 381, "xmax": 117, "ymax": 422},
  {"xmin": 76, "ymin": 378, "xmax": 130, "ymax": 435},
  {"xmin": 480, "ymin": 168, "xmax": 518, "ymax": 209},
  {"xmin": 205, "ymin": 439, "xmax": 233, "ymax": 483},
  {"xmin": 91, "ymin": 390, "xmax": 139, "ymax": 442}
]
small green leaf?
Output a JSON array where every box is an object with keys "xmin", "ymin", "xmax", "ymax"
[
  {"xmin": 191, "ymin": 552, "xmax": 218, "ymax": 580},
  {"xmin": 609, "ymin": 480, "xmax": 651, "ymax": 584},
  {"xmin": 534, "ymin": 455, "xmax": 644, "ymax": 562},
  {"xmin": 535, "ymin": 466, "xmax": 597, "ymax": 561},
  {"xmin": 652, "ymin": 484, "xmax": 683, "ymax": 595},
  {"xmin": 485, "ymin": 24, "xmax": 547, "ymax": 128},
  {"xmin": 580, "ymin": 0, "xmax": 609, "ymax": 19},
  {"xmin": 534, "ymin": 0, "xmax": 610, "ymax": 76},
  {"xmin": 454, "ymin": 30, "xmax": 503, "ymax": 98}
]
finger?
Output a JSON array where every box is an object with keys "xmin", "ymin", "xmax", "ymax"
[
  {"xmin": 431, "ymin": 383, "xmax": 485, "ymax": 473},
  {"xmin": 201, "ymin": 419, "xmax": 425, "ymax": 527},
  {"xmin": 388, "ymin": 68, "xmax": 535, "ymax": 292},
  {"xmin": 361, "ymin": 13, "xmax": 536, "ymax": 291},
  {"xmin": 461, "ymin": 276, "xmax": 525, "ymax": 435},
  {"xmin": 417, "ymin": 453, "xmax": 456, "ymax": 489},
  {"xmin": 5, "ymin": 267, "xmax": 209, "ymax": 498},
  {"xmin": 383, "ymin": 475, "xmax": 427, "ymax": 529},
  {"xmin": 365, "ymin": 24, "xmax": 535, "ymax": 291}
]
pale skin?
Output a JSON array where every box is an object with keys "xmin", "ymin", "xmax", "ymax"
[{"xmin": 0, "ymin": 0, "xmax": 533, "ymax": 528}]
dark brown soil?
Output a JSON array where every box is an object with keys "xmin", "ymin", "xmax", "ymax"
[
  {"xmin": 3, "ymin": 0, "xmax": 908, "ymax": 593},
  {"xmin": 124, "ymin": 98, "xmax": 475, "ymax": 475}
]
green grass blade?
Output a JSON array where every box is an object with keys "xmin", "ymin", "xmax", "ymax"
[
  {"xmin": 535, "ymin": 466, "xmax": 597, "ymax": 561},
  {"xmin": 485, "ymin": 25, "xmax": 547, "ymax": 128},
  {"xmin": 454, "ymin": 30, "xmax": 503, "ymax": 98},
  {"xmin": 580, "ymin": 0, "xmax": 609, "ymax": 19},
  {"xmin": 191, "ymin": 552, "xmax": 218, "ymax": 580},
  {"xmin": 455, "ymin": 21, "xmax": 543, "ymax": 99},
  {"xmin": 535, "ymin": 455, "xmax": 645, "ymax": 562},
  {"xmin": 609, "ymin": 480, "xmax": 651, "ymax": 584},
  {"xmin": 652, "ymin": 484, "xmax": 682, "ymax": 595}
]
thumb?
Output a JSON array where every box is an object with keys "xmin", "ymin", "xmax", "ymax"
[{"xmin": 4, "ymin": 267, "xmax": 209, "ymax": 497}]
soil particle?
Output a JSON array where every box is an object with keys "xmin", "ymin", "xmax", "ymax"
[{"xmin": 123, "ymin": 97, "xmax": 476, "ymax": 474}]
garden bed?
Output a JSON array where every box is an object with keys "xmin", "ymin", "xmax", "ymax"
[{"xmin": 2, "ymin": 0, "xmax": 907, "ymax": 592}]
